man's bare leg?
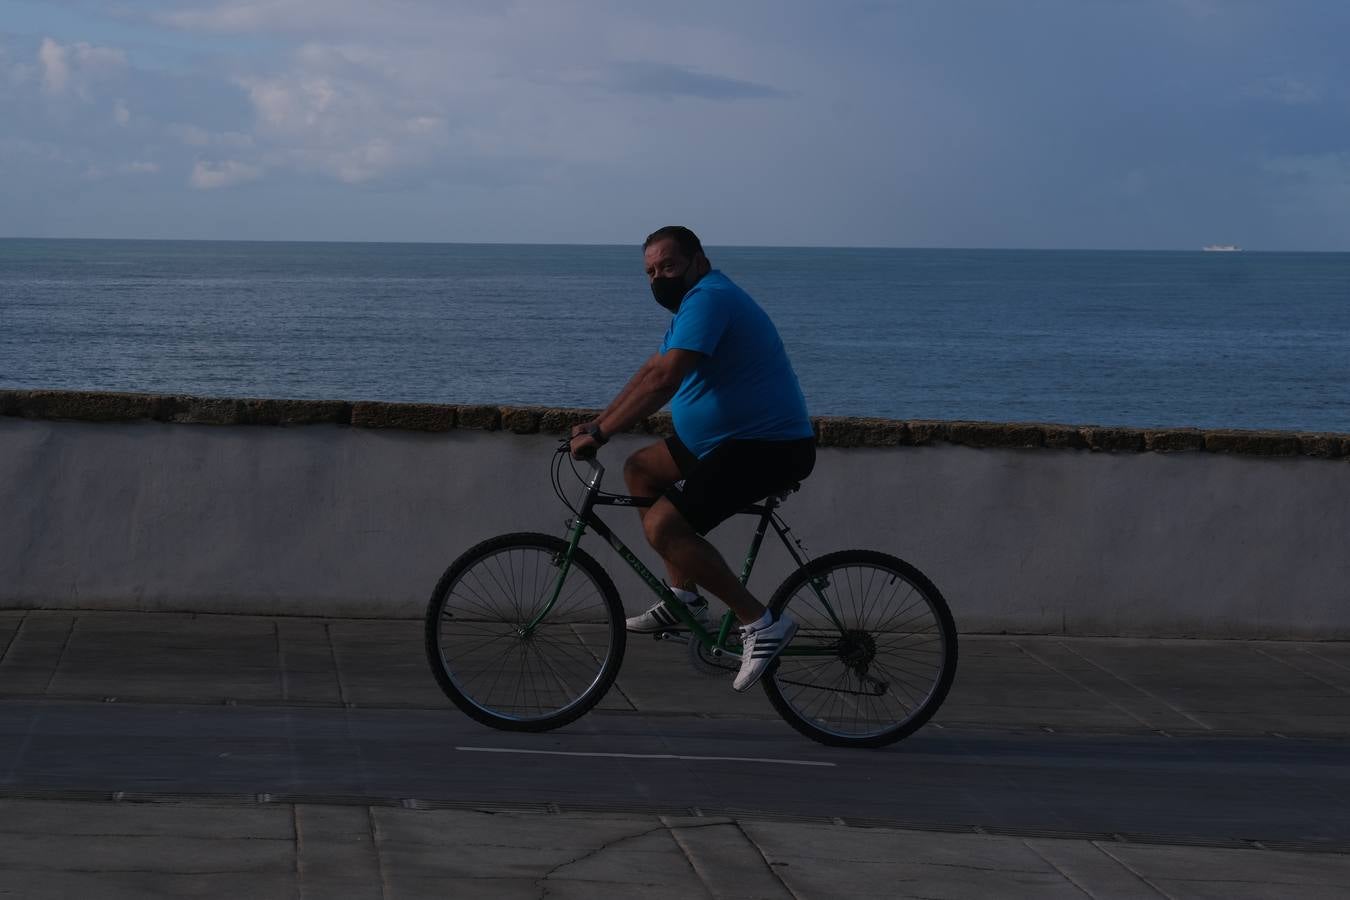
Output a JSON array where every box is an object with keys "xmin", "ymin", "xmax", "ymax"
[
  {"xmin": 622, "ymin": 442, "xmax": 697, "ymax": 591},
  {"xmin": 641, "ymin": 499, "xmax": 766, "ymax": 624}
]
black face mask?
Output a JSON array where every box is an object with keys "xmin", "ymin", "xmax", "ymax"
[{"xmin": 650, "ymin": 262, "xmax": 695, "ymax": 313}]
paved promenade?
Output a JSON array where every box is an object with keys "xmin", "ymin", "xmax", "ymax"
[{"xmin": 1, "ymin": 609, "xmax": 1348, "ymax": 898}]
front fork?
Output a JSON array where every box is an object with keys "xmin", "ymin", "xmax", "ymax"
[{"xmin": 523, "ymin": 457, "xmax": 606, "ymax": 635}]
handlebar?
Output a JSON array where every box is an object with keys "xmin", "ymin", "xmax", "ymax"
[{"xmin": 555, "ymin": 435, "xmax": 605, "ymax": 488}]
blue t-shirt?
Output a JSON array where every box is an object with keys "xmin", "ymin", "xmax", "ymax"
[{"xmin": 659, "ymin": 270, "xmax": 813, "ymax": 458}]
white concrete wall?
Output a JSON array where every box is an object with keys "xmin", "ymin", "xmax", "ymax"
[{"xmin": 2, "ymin": 416, "xmax": 1347, "ymax": 637}]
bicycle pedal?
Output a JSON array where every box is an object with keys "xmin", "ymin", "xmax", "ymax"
[{"xmin": 653, "ymin": 630, "xmax": 689, "ymax": 644}]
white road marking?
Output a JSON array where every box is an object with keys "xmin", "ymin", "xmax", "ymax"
[{"xmin": 456, "ymin": 746, "xmax": 835, "ymax": 767}]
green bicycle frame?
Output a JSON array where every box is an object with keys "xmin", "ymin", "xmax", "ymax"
[{"xmin": 527, "ymin": 456, "xmax": 843, "ymax": 657}]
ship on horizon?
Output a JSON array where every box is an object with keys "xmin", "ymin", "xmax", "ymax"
[{"xmin": 1202, "ymin": 244, "xmax": 1241, "ymax": 252}]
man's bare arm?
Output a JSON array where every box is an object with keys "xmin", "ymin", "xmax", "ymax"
[
  {"xmin": 571, "ymin": 350, "xmax": 700, "ymax": 456},
  {"xmin": 600, "ymin": 354, "xmax": 661, "ymax": 421}
]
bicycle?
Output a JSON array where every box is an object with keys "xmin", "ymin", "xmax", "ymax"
[{"xmin": 424, "ymin": 440, "xmax": 958, "ymax": 748}]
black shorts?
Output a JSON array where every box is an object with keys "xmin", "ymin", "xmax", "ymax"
[{"xmin": 663, "ymin": 434, "xmax": 816, "ymax": 535}]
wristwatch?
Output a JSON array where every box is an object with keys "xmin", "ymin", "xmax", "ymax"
[{"xmin": 585, "ymin": 423, "xmax": 608, "ymax": 445}]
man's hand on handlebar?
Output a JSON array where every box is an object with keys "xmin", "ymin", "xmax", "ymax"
[
  {"xmin": 569, "ymin": 432, "xmax": 600, "ymax": 461},
  {"xmin": 568, "ymin": 420, "xmax": 609, "ymax": 461}
]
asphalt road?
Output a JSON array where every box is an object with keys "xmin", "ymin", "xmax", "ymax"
[{"xmin": 2, "ymin": 699, "xmax": 1345, "ymax": 847}]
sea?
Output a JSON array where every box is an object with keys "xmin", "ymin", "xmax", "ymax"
[{"xmin": 1, "ymin": 239, "xmax": 1347, "ymax": 433}]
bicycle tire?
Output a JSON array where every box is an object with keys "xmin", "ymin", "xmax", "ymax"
[
  {"xmin": 763, "ymin": 549, "xmax": 958, "ymax": 748},
  {"xmin": 424, "ymin": 532, "xmax": 625, "ymax": 732}
]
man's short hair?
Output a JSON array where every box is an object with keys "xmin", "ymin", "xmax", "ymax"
[{"xmin": 643, "ymin": 225, "xmax": 704, "ymax": 259}]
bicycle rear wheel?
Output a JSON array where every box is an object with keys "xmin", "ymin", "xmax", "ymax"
[
  {"xmin": 425, "ymin": 532, "xmax": 625, "ymax": 731},
  {"xmin": 763, "ymin": 549, "xmax": 958, "ymax": 748}
]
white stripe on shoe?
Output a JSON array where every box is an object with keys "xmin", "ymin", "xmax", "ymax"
[
  {"xmin": 733, "ymin": 615, "xmax": 797, "ymax": 691},
  {"xmin": 625, "ymin": 599, "xmax": 711, "ymax": 634}
]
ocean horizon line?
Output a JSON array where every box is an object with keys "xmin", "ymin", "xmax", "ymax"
[{"xmin": 4, "ymin": 235, "xmax": 1346, "ymax": 255}]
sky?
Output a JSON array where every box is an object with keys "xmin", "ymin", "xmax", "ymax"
[{"xmin": 1, "ymin": 0, "xmax": 1348, "ymax": 250}]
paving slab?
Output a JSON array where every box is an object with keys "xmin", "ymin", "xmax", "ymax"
[
  {"xmin": 660, "ymin": 816, "xmax": 792, "ymax": 899},
  {"xmin": 0, "ymin": 797, "xmax": 293, "ymax": 839},
  {"xmin": 0, "ymin": 615, "xmax": 22, "ymax": 660},
  {"xmin": 760, "ymin": 849, "xmax": 1083, "ymax": 899},
  {"xmin": 381, "ymin": 875, "xmax": 568, "ymax": 900},
  {"xmin": 540, "ymin": 827, "xmax": 701, "ymax": 887},
  {"xmin": 373, "ymin": 807, "xmax": 659, "ymax": 852},
  {"xmin": 936, "ymin": 637, "xmax": 1144, "ymax": 731},
  {"xmin": 1254, "ymin": 643, "xmax": 1350, "ymax": 693},
  {"xmin": 1151, "ymin": 884, "xmax": 1348, "ymax": 899},
  {"xmin": 326, "ymin": 619, "xmax": 448, "ymax": 707},
  {"xmin": 387, "ymin": 875, "xmax": 706, "ymax": 900},
  {"xmin": 1023, "ymin": 838, "xmax": 1168, "ymax": 899},
  {"xmin": 1099, "ymin": 842, "xmax": 1350, "ymax": 888},
  {"xmin": 295, "ymin": 804, "xmax": 383, "ymax": 900},
  {"xmin": 0, "ymin": 870, "xmax": 297, "ymax": 900},
  {"xmin": 0, "ymin": 830, "xmax": 296, "ymax": 875},
  {"xmin": 1063, "ymin": 639, "xmax": 1338, "ymax": 723},
  {"xmin": 1009, "ymin": 639, "xmax": 1209, "ymax": 732},
  {"xmin": 565, "ymin": 623, "xmax": 637, "ymax": 712},
  {"xmin": 0, "ymin": 612, "xmax": 75, "ymax": 695},
  {"xmin": 1308, "ymin": 643, "xmax": 1350, "ymax": 667},
  {"xmin": 949, "ymin": 636, "xmax": 1350, "ymax": 736},
  {"xmin": 744, "ymin": 818, "xmax": 1059, "ymax": 874},
  {"xmin": 6, "ymin": 612, "xmax": 283, "ymax": 703},
  {"xmin": 373, "ymin": 809, "xmax": 705, "ymax": 889},
  {"xmin": 278, "ymin": 619, "xmax": 345, "ymax": 705}
]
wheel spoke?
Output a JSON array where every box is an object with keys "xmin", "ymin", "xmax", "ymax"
[
  {"xmin": 429, "ymin": 538, "xmax": 622, "ymax": 727},
  {"xmin": 767, "ymin": 552, "xmax": 956, "ymax": 746}
]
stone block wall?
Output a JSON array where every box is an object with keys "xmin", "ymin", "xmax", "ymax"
[{"xmin": 2, "ymin": 389, "xmax": 1347, "ymax": 637}]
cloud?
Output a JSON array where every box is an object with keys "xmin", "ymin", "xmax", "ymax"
[
  {"xmin": 190, "ymin": 159, "xmax": 263, "ymax": 189},
  {"xmin": 36, "ymin": 37, "xmax": 127, "ymax": 98},
  {"xmin": 231, "ymin": 42, "xmax": 457, "ymax": 183},
  {"xmin": 38, "ymin": 38, "xmax": 70, "ymax": 93},
  {"xmin": 1172, "ymin": 0, "xmax": 1225, "ymax": 18},
  {"xmin": 123, "ymin": 3, "xmax": 802, "ymax": 190},
  {"xmin": 167, "ymin": 123, "xmax": 255, "ymax": 148},
  {"xmin": 4, "ymin": 45, "xmax": 34, "ymax": 87},
  {"xmin": 155, "ymin": 1, "xmax": 287, "ymax": 32},
  {"xmin": 84, "ymin": 160, "xmax": 161, "ymax": 180},
  {"xmin": 240, "ymin": 72, "xmax": 340, "ymax": 132},
  {"xmin": 0, "ymin": 137, "xmax": 71, "ymax": 164},
  {"xmin": 1266, "ymin": 152, "xmax": 1350, "ymax": 186},
  {"xmin": 113, "ymin": 98, "xmax": 131, "ymax": 125},
  {"xmin": 73, "ymin": 43, "xmax": 126, "ymax": 68},
  {"xmin": 1245, "ymin": 75, "xmax": 1320, "ymax": 106},
  {"xmin": 603, "ymin": 62, "xmax": 790, "ymax": 101},
  {"xmin": 154, "ymin": 0, "xmax": 426, "ymax": 34},
  {"xmin": 149, "ymin": 0, "xmax": 514, "ymax": 43}
]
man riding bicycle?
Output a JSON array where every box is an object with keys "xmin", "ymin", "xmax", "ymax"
[{"xmin": 569, "ymin": 225, "xmax": 816, "ymax": 691}]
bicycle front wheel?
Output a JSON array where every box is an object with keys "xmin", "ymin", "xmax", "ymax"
[
  {"xmin": 764, "ymin": 550, "xmax": 958, "ymax": 748},
  {"xmin": 425, "ymin": 532, "xmax": 625, "ymax": 731}
]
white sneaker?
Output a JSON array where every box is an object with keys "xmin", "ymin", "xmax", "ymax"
[
  {"xmin": 733, "ymin": 612, "xmax": 798, "ymax": 692},
  {"xmin": 625, "ymin": 598, "xmax": 710, "ymax": 634}
]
